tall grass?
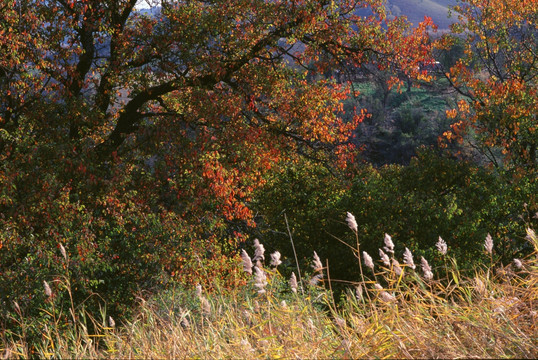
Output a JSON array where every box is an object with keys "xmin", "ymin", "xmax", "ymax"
[{"xmin": 2, "ymin": 225, "xmax": 537, "ymax": 359}]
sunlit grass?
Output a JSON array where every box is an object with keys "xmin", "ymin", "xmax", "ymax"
[{"xmin": 2, "ymin": 227, "xmax": 537, "ymax": 359}]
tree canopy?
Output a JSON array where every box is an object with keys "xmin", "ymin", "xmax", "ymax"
[
  {"xmin": 0, "ymin": 0, "xmax": 438, "ymax": 315},
  {"xmin": 0, "ymin": 0, "xmax": 436, "ymax": 221}
]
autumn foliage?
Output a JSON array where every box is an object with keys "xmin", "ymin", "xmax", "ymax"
[
  {"xmin": 1, "ymin": 3, "xmax": 536, "ymax": 357},
  {"xmin": 441, "ymin": 0, "xmax": 537, "ymax": 170},
  {"xmin": 0, "ymin": 0, "xmax": 439, "ymax": 322}
]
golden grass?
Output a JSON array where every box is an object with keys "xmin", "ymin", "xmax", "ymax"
[{"xmin": 2, "ymin": 231, "xmax": 537, "ymax": 359}]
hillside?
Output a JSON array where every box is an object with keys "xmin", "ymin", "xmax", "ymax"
[
  {"xmin": 387, "ymin": 0, "xmax": 458, "ymax": 29},
  {"xmin": 136, "ymin": 1, "xmax": 458, "ymax": 30}
]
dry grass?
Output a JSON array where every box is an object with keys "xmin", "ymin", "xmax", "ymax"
[{"xmin": 2, "ymin": 229, "xmax": 537, "ymax": 359}]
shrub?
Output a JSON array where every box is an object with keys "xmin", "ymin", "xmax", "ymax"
[{"xmin": 253, "ymin": 150, "xmax": 537, "ymax": 287}]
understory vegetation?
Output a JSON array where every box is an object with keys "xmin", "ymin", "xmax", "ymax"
[{"xmin": 2, "ymin": 226, "xmax": 537, "ymax": 358}]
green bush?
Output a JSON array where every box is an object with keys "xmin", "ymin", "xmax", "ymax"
[{"xmin": 253, "ymin": 151, "xmax": 537, "ymax": 287}]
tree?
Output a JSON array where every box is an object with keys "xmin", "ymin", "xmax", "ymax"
[
  {"xmin": 440, "ymin": 0, "xmax": 537, "ymax": 171},
  {"xmin": 0, "ymin": 0, "xmax": 436, "ymax": 318}
]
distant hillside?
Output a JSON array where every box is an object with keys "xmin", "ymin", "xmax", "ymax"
[
  {"xmin": 387, "ymin": 0, "xmax": 458, "ymax": 29},
  {"xmin": 135, "ymin": 1, "xmax": 458, "ymax": 31}
]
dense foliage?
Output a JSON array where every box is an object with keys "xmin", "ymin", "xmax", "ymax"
[
  {"xmin": 0, "ymin": 0, "xmax": 435, "ymax": 319},
  {"xmin": 255, "ymin": 150, "xmax": 536, "ymax": 289},
  {"xmin": 0, "ymin": 0, "xmax": 536, "ymax": 354}
]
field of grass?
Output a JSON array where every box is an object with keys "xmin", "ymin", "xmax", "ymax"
[{"xmin": 2, "ymin": 223, "xmax": 537, "ymax": 359}]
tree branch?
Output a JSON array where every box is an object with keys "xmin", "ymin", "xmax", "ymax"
[{"xmin": 94, "ymin": 10, "xmax": 312, "ymax": 160}]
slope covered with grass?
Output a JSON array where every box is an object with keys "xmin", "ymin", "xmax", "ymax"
[{"xmin": 3, "ymin": 223, "xmax": 537, "ymax": 359}]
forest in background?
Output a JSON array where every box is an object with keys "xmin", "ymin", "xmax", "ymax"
[{"xmin": 0, "ymin": 0, "xmax": 536, "ymax": 355}]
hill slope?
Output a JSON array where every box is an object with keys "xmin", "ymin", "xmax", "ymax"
[{"xmin": 387, "ymin": 0, "xmax": 458, "ymax": 29}]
